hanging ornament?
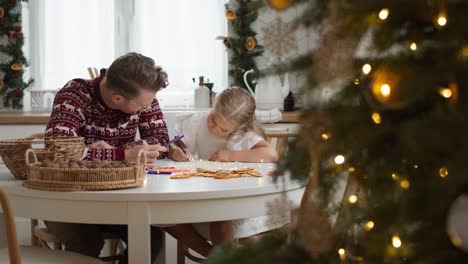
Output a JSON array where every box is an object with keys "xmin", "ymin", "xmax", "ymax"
[
  {"xmin": 267, "ymin": 0, "xmax": 294, "ymax": 11},
  {"xmin": 0, "ymin": 7, "xmax": 4, "ymax": 17},
  {"xmin": 15, "ymin": 22, "xmax": 22, "ymax": 33},
  {"xmin": 246, "ymin": 37, "xmax": 256, "ymax": 50},
  {"xmin": 215, "ymin": 36, "xmax": 231, "ymax": 49},
  {"xmin": 9, "ymin": 31, "xmax": 17, "ymax": 44},
  {"xmin": 447, "ymin": 194, "xmax": 468, "ymax": 252},
  {"xmin": 225, "ymin": 9, "xmax": 236, "ymax": 20},
  {"xmin": 15, "ymin": 87, "xmax": 20, "ymax": 94},
  {"xmin": 0, "ymin": 80, "xmax": 4, "ymax": 90},
  {"xmin": 11, "ymin": 63, "xmax": 23, "ymax": 71}
]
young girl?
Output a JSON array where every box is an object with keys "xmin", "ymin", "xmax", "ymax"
[{"xmin": 166, "ymin": 87, "xmax": 285, "ymax": 257}]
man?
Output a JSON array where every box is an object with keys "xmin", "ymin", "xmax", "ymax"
[{"xmin": 45, "ymin": 52, "xmax": 169, "ymax": 263}]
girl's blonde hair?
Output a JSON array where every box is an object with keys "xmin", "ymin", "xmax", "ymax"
[{"xmin": 214, "ymin": 87, "xmax": 266, "ymax": 139}]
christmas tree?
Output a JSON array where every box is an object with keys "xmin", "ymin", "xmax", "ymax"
[
  {"xmin": 0, "ymin": 0, "xmax": 32, "ymax": 109},
  {"xmin": 207, "ymin": 0, "xmax": 468, "ymax": 263},
  {"xmin": 219, "ymin": 0, "xmax": 264, "ymax": 91}
]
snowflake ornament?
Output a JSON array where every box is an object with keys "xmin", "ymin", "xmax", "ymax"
[{"xmin": 261, "ymin": 17, "xmax": 297, "ymax": 59}]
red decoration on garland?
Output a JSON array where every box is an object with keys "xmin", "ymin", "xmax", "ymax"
[{"xmin": 15, "ymin": 87, "xmax": 20, "ymax": 94}]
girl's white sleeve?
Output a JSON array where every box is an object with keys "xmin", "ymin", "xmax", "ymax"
[{"xmin": 226, "ymin": 131, "xmax": 264, "ymax": 151}]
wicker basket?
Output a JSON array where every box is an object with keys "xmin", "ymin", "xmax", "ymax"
[
  {"xmin": 23, "ymin": 149, "xmax": 146, "ymax": 191},
  {"xmin": 0, "ymin": 134, "xmax": 85, "ymax": 180}
]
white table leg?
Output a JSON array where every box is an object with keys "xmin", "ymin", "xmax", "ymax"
[{"xmin": 128, "ymin": 202, "xmax": 151, "ymax": 263}]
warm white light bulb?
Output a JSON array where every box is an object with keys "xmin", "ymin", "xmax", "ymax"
[
  {"xmin": 334, "ymin": 155, "xmax": 345, "ymax": 164},
  {"xmin": 410, "ymin": 42, "xmax": 417, "ymax": 51},
  {"xmin": 439, "ymin": 88, "xmax": 452, "ymax": 98},
  {"xmin": 362, "ymin": 64, "xmax": 372, "ymax": 75},
  {"xmin": 379, "ymin": 8, "xmax": 389, "ymax": 20},
  {"xmin": 365, "ymin": 221, "xmax": 375, "ymax": 231},
  {"xmin": 338, "ymin": 248, "xmax": 346, "ymax": 260},
  {"xmin": 438, "ymin": 16, "xmax": 447, "ymax": 26},
  {"xmin": 392, "ymin": 236, "xmax": 402, "ymax": 248},
  {"xmin": 348, "ymin": 195, "xmax": 358, "ymax": 204},
  {"xmin": 321, "ymin": 133, "xmax": 329, "ymax": 140},
  {"xmin": 380, "ymin": 84, "xmax": 391, "ymax": 97}
]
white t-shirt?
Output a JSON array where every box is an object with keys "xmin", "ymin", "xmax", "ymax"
[
  {"xmin": 174, "ymin": 112, "xmax": 289, "ymax": 239},
  {"xmin": 174, "ymin": 112, "xmax": 264, "ymax": 159}
]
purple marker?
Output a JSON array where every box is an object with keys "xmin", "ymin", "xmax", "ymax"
[
  {"xmin": 163, "ymin": 135, "xmax": 185, "ymax": 147},
  {"xmin": 146, "ymin": 168, "xmax": 172, "ymax": 175}
]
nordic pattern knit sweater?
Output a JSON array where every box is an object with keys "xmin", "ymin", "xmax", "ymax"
[{"xmin": 45, "ymin": 70, "xmax": 169, "ymax": 160}]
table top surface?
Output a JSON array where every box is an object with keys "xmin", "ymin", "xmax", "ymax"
[{"xmin": 0, "ymin": 160, "xmax": 303, "ymax": 202}]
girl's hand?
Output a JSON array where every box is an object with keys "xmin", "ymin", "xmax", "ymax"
[
  {"xmin": 168, "ymin": 144, "xmax": 190, "ymax": 162},
  {"xmin": 209, "ymin": 150, "xmax": 232, "ymax": 162},
  {"xmin": 89, "ymin": 140, "xmax": 114, "ymax": 149}
]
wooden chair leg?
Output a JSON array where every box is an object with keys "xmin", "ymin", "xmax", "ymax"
[
  {"xmin": 177, "ymin": 240, "xmax": 186, "ymax": 264},
  {"xmin": 39, "ymin": 240, "xmax": 50, "ymax": 249},
  {"xmin": 53, "ymin": 242, "xmax": 62, "ymax": 250},
  {"xmin": 31, "ymin": 219, "xmax": 39, "ymax": 246}
]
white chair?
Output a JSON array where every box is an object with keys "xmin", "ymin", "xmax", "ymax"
[{"xmin": 0, "ymin": 187, "xmax": 103, "ymax": 264}]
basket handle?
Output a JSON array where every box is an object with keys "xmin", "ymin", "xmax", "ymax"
[
  {"xmin": 26, "ymin": 133, "xmax": 45, "ymax": 139},
  {"xmin": 25, "ymin": 149, "xmax": 38, "ymax": 165},
  {"xmin": 136, "ymin": 149, "xmax": 147, "ymax": 167}
]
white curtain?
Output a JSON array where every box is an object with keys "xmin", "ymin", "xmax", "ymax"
[
  {"xmin": 129, "ymin": 0, "xmax": 228, "ymax": 107},
  {"xmin": 23, "ymin": 0, "xmax": 227, "ymax": 108},
  {"xmin": 25, "ymin": 0, "xmax": 115, "ymax": 90}
]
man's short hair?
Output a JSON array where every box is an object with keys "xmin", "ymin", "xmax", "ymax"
[{"xmin": 106, "ymin": 52, "xmax": 169, "ymax": 98}]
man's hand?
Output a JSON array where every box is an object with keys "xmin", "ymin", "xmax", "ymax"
[
  {"xmin": 125, "ymin": 144, "xmax": 167, "ymax": 163},
  {"xmin": 168, "ymin": 144, "xmax": 190, "ymax": 162},
  {"xmin": 209, "ymin": 150, "xmax": 232, "ymax": 162},
  {"xmin": 89, "ymin": 140, "xmax": 114, "ymax": 149}
]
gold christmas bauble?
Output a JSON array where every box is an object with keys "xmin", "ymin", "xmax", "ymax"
[
  {"xmin": 0, "ymin": 80, "xmax": 3, "ymax": 89},
  {"xmin": 11, "ymin": 63, "xmax": 23, "ymax": 71},
  {"xmin": 246, "ymin": 37, "xmax": 256, "ymax": 50},
  {"xmin": 225, "ymin": 9, "xmax": 236, "ymax": 20},
  {"xmin": 267, "ymin": 0, "xmax": 294, "ymax": 11},
  {"xmin": 0, "ymin": 8, "xmax": 4, "ymax": 17}
]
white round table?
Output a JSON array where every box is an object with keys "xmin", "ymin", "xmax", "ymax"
[{"xmin": 0, "ymin": 160, "xmax": 305, "ymax": 263}]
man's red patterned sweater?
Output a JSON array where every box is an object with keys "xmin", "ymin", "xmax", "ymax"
[{"xmin": 45, "ymin": 71, "xmax": 169, "ymax": 160}]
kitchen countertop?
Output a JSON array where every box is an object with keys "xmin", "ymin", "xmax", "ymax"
[{"xmin": 0, "ymin": 111, "xmax": 300, "ymax": 124}]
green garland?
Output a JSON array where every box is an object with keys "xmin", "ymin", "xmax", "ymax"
[
  {"xmin": 223, "ymin": 0, "xmax": 264, "ymax": 91},
  {"xmin": 0, "ymin": 0, "xmax": 32, "ymax": 109}
]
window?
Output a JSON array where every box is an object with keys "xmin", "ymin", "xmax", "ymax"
[{"xmin": 23, "ymin": 0, "xmax": 227, "ymax": 109}]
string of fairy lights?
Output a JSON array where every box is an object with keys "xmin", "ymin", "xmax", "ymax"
[{"xmin": 326, "ymin": 6, "xmax": 453, "ymax": 261}]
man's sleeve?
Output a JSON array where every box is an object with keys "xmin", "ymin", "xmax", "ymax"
[{"xmin": 135, "ymin": 99, "xmax": 169, "ymax": 159}]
